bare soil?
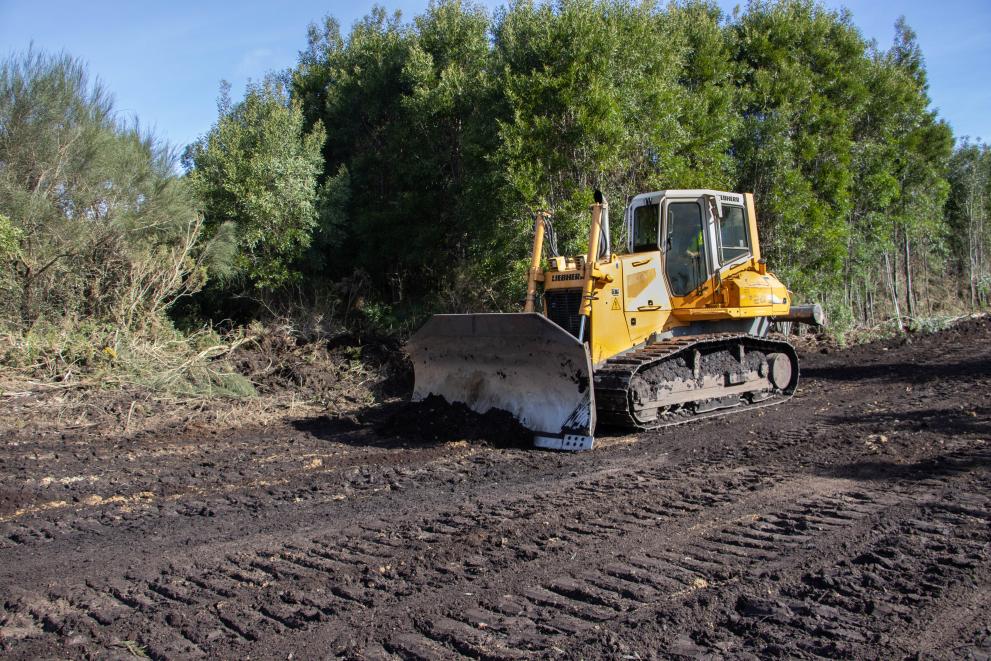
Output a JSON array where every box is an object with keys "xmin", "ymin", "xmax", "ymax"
[{"xmin": 1, "ymin": 318, "xmax": 989, "ymax": 659}]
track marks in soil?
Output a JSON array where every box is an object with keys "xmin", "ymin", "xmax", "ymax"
[
  {"xmin": 6, "ymin": 434, "xmax": 990, "ymax": 658},
  {"xmin": 0, "ymin": 436, "xmax": 488, "ymax": 550},
  {"xmin": 710, "ymin": 487, "xmax": 991, "ymax": 658},
  {"xmin": 4, "ymin": 461, "xmax": 810, "ymax": 657},
  {"xmin": 2, "ymin": 318, "xmax": 990, "ymax": 658},
  {"xmin": 415, "ymin": 486, "xmax": 893, "ymax": 658}
]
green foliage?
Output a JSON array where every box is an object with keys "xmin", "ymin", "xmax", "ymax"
[
  {"xmin": 289, "ymin": 1, "xmax": 497, "ymax": 303},
  {"xmin": 0, "ymin": 317, "xmax": 257, "ymax": 397},
  {"xmin": 0, "ymin": 212, "xmax": 20, "ymax": 299},
  {"xmin": 261, "ymin": 0, "xmax": 974, "ymax": 329},
  {"xmin": 6, "ymin": 0, "xmax": 966, "ymax": 355},
  {"xmin": 493, "ymin": 0, "xmax": 669, "ymax": 260},
  {"xmin": 185, "ymin": 77, "xmax": 326, "ymax": 289},
  {"xmin": 482, "ymin": 0, "xmax": 741, "ymax": 295},
  {"xmin": 0, "ymin": 49, "xmax": 204, "ymax": 330},
  {"xmin": 836, "ymin": 16, "xmax": 953, "ymax": 323},
  {"xmin": 0, "ymin": 213, "xmax": 20, "ymax": 259},
  {"xmin": 0, "ymin": 49, "xmax": 259, "ymax": 397},
  {"xmin": 667, "ymin": 1, "xmax": 739, "ymax": 186},
  {"xmin": 946, "ymin": 140, "xmax": 991, "ymax": 307},
  {"xmin": 731, "ymin": 0, "xmax": 869, "ymax": 297}
]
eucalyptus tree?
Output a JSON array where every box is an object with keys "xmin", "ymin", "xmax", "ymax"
[
  {"xmin": 731, "ymin": 0, "xmax": 870, "ymax": 305},
  {"xmin": 947, "ymin": 141, "xmax": 991, "ymax": 307}
]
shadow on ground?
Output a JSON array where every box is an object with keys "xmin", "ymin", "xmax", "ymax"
[
  {"xmin": 812, "ymin": 405, "xmax": 990, "ymax": 483},
  {"xmin": 291, "ymin": 396, "xmax": 533, "ymax": 450},
  {"xmin": 814, "ymin": 448, "xmax": 991, "ymax": 483},
  {"xmin": 825, "ymin": 406, "xmax": 991, "ymax": 436},
  {"xmin": 802, "ymin": 357, "xmax": 991, "ymax": 384}
]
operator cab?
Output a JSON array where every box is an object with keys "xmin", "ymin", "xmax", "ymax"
[{"xmin": 625, "ymin": 190, "xmax": 753, "ymax": 297}]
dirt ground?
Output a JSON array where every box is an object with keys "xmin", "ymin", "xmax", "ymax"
[{"xmin": 1, "ymin": 318, "xmax": 989, "ymax": 659}]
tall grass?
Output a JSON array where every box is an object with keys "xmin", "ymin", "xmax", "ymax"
[{"xmin": 0, "ymin": 317, "xmax": 256, "ymax": 397}]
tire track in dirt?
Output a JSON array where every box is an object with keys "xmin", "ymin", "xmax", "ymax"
[
  {"xmin": 690, "ymin": 465, "xmax": 991, "ymax": 658},
  {"xmin": 7, "ymin": 447, "xmax": 980, "ymax": 660},
  {"xmin": 2, "ymin": 461, "xmax": 796, "ymax": 656},
  {"xmin": 1, "ymin": 317, "xmax": 989, "ymax": 658}
]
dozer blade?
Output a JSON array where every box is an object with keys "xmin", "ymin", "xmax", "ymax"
[{"xmin": 406, "ymin": 313, "xmax": 595, "ymax": 450}]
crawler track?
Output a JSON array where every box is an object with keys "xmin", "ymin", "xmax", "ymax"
[
  {"xmin": 1, "ymin": 317, "xmax": 990, "ymax": 659},
  {"xmin": 594, "ymin": 333, "xmax": 799, "ymax": 429}
]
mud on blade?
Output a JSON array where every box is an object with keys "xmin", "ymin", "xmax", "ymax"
[{"xmin": 406, "ymin": 313, "xmax": 596, "ymax": 450}]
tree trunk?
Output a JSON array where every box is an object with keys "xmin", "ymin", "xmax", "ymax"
[
  {"xmin": 884, "ymin": 252, "xmax": 903, "ymax": 331},
  {"xmin": 970, "ymin": 229, "xmax": 978, "ymax": 308},
  {"xmin": 19, "ymin": 271, "xmax": 33, "ymax": 329},
  {"xmin": 17, "ymin": 260, "xmax": 34, "ymax": 330},
  {"xmin": 891, "ymin": 230, "xmax": 901, "ymax": 311},
  {"xmin": 904, "ymin": 232, "xmax": 914, "ymax": 319}
]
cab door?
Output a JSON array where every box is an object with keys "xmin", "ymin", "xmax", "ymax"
[
  {"xmin": 663, "ymin": 198, "xmax": 711, "ymax": 297},
  {"xmin": 622, "ymin": 197, "xmax": 670, "ymax": 313}
]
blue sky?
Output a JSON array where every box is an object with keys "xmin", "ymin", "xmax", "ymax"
[{"xmin": 2, "ymin": 0, "xmax": 988, "ymax": 151}]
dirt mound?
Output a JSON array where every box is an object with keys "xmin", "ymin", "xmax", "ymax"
[{"xmin": 376, "ymin": 394, "xmax": 531, "ymax": 447}]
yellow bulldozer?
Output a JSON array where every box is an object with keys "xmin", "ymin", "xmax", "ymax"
[{"xmin": 407, "ymin": 190, "xmax": 824, "ymax": 450}]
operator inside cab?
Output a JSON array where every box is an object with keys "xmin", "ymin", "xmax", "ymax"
[{"xmin": 666, "ymin": 202, "xmax": 707, "ymax": 296}]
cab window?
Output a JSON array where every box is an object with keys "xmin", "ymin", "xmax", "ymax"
[
  {"xmin": 666, "ymin": 202, "xmax": 707, "ymax": 296},
  {"xmin": 632, "ymin": 202, "xmax": 659, "ymax": 252},
  {"xmin": 718, "ymin": 206, "xmax": 751, "ymax": 264}
]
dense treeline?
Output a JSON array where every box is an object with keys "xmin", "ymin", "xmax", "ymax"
[
  {"xmin": 947, "ymin": 140, "xmax": 991, "ymax": 309},
  {"xmin": 2, "ymin": 0, "xmax": 990, "ymax": 365},
  {"xmin": 185, "ymin": 0, "xmax": 984, "ymax": 331}
]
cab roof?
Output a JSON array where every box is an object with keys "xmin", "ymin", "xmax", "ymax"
[{"xmin": 628, "ymin": 190, "xmax": 745, "ymax": 206}]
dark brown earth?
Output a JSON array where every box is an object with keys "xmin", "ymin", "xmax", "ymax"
[{"xmin": 1, "ymin": 318, "xmax": 989, "ymax": 659}]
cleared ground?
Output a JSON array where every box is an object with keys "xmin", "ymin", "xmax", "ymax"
[{"xmin": 1, "ymin": 319, "xmax": 989, "ymax": 659}]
